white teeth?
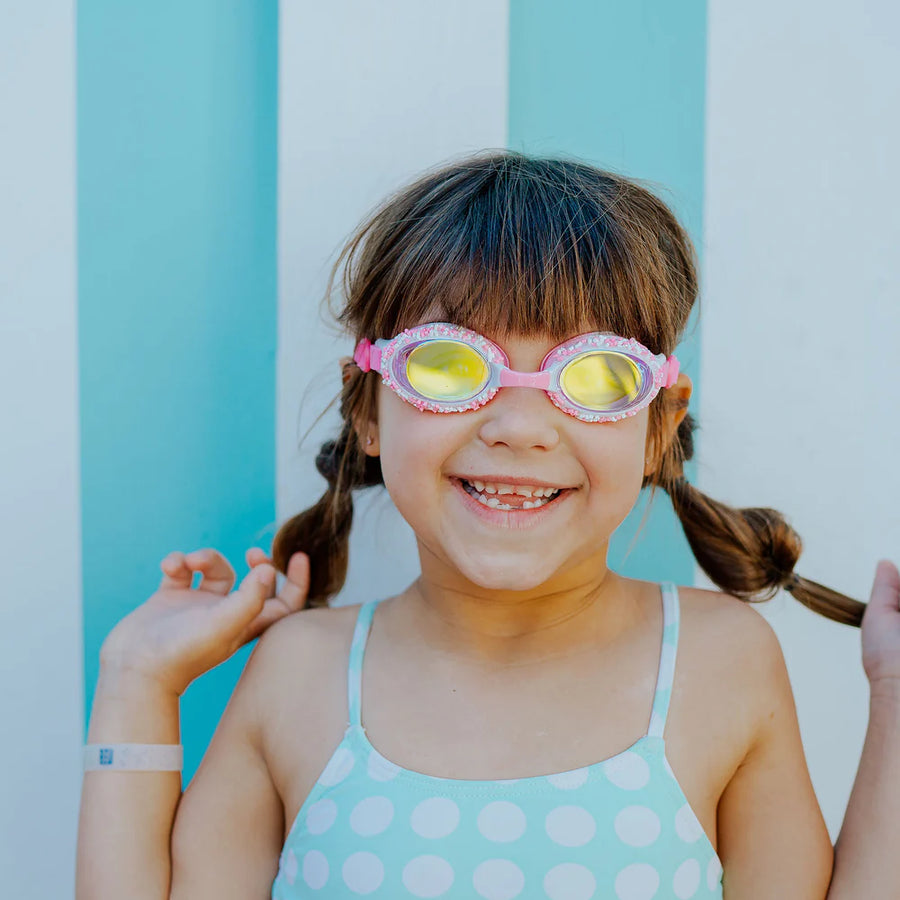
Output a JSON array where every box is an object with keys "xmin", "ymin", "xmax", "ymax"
[
  {"xmin": 459, "ymin": 478, "xmax": 565, "ymax": 512},
  {"xmin": 462, "ymin": 482, "xmax": 559, "ymax": 511},
  {"xmin": 465, "ymin": 480, "xmax": 561, "ymax": 498}
]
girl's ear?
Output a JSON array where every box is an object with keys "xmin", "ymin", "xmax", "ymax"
[
  {"xmin": 644, "ymin": 372, "xmax": 692, "ymax": 477},
  {"xmin": 339, "ymin": 355, "xmax": 381, "ymax": 456},
  {"xmin": 668, "ymin": 371, "xmax": 692, "ymax": 429},
  {"xmin": 362, "ymin": 421, "xmax": 380, "ymax": 457}
]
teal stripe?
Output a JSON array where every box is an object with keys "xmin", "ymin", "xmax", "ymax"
[
  {"xmin": 508, "ymin": 0, "xmax": 707, "ymax": 585},
  {"xmin": 78, "ymin": 2, "xmax": 278, "ymax": 782}
]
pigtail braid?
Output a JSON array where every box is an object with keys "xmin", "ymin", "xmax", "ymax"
[
  {"xmin": 654, "ymin": 412, "xmax": 865, "ymax": 627},
  {"xmin": 271, "ymin": 365, "xmax": 383, "ymax": 608}
]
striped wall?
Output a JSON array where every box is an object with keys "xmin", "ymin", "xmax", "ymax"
[
  {"xmin": 1, "ymin": 4, "xmax": 81, "ymax": 898},
  {"xmin": 78, "ymin": 0, "xmax": 279, "ymax": 792},
  {"xmin": 699, "ymin": 0, "xmax": 900, "ymax": 846},
  {"xmin": 508, "ymin": 0, "xmax": 708, "ymax": 586},
  {"xmin": 2, "ymin": 1, "xmax": 896, "ymax": 894}
]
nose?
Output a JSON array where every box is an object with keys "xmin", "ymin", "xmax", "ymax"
[{"xmin": 476, "ymin": 386, "xmax": 561, "ymax": 451}]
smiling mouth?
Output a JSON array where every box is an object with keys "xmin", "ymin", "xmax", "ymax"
[{"xmin": 455, "ymin": 477, "xmax": 570, "ymax": 511}]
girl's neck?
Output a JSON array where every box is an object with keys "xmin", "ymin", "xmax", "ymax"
[{"xmin": 395, "ymin": 550, "xmax": 643, "ymax": 670}]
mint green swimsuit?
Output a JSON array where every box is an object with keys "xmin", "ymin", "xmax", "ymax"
[{"xmin": 271, "ymin": 581, "xmax": 724, "ymax": 899}]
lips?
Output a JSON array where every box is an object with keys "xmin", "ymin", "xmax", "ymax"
[
  {"xmin": 463, "ymin": 481, "xmax": 559, "ymax": 510},
  {"xmin": 451, "ymin": 474, "xmax": 576, "ymax": 491},
  {"xmin": 448, "ymin": 476, "xmax": 575, "ymax": 523}
]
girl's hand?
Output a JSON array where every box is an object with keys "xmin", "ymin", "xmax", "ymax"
[
  {"xmin": 99, "ymin": 548, "xmax": 310, "ymax": 697},
  {"xmin": 244, "ymin": 546, "xmax": 310, "ymax": 612},
  {"xmin": 860, "ymin": 558, "xmax": 900, "ymax": 687}
]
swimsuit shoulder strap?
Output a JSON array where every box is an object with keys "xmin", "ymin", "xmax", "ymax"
[
  {"xmin": 346, "ymin": 598, "xmax": 382, "ymax": 728},
  {"xmin": 646, "ymin": 581, "xmax": 680, "ymax": 739}
]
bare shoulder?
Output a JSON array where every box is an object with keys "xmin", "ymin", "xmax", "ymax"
[
  {"xmin": 243, "ymin": 602, "xmax": 365, "ymax": 807},
  {"xmin": 249, "ymin": 601, "xmax": 360, "ymax": 665},
  {"xmin": 678, "ymin": 585, "xmax": 784, "ymax": 674},
  {"xmin": 244, "ymin": 601, "xmax": 362, "ymax": 715},
  {"xmin": 678, "ymin": 584, "xmax": 783, "ymax": 655},
  {"xmin": 676, "ymin": 584, "xmax": 791, "ymax": 755}
]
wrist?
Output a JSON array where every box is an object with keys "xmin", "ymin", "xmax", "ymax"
[
  {"xmin": 869, "ymin": 678, "xmax": 900, "ymax": 708},
  {"xmin": 97, "ymin": 660, "xmax": 181, "ymax": 701},
  {"xmin": 89, "ymin": 665, "xmax": 181, "ymax": 746}
]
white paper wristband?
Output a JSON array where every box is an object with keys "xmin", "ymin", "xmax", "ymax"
[{"xmin": 83, "ymin": 743, "xmax": 183, "ymax": 771}]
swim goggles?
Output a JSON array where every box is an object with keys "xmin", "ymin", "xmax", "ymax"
[{"xmin": 353, "ymin": 322, "xmax": 680, "ymax": 423}]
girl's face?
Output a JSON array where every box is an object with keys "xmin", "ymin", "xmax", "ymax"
[{"xmin": 364, "ymin": 327, "xmax": 658, "ymax": 594}]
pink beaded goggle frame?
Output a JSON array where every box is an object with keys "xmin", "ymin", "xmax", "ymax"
[{"xmin": 353, "ymin": 322, "xmax": 680, "ymax": 423}]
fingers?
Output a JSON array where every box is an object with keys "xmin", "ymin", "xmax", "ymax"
[
  {"xmin": 217, "ymin": 563, "xmax": 277, "ymax": 639},
  {"xmin": 159, "ymin": 552, "xmax": 193, "ymax": 590},
  {"xmin": 868, "ymin": 559, "xmax": 900, "ymax": 612},
  {"xmin": 245, "ymin": 547, "xmax": 269, "ymax": 567},
  {"xmin": 240, "ymin": 596, "xmax": 296, "ymax": 645},
  {"xmin": 232, "ymin": 551, "xmax": 310, "ymax": 645},
  {"xmin": 159, "ymin": 549, "xmax": 236, "ymax": 596},
  {"xmin": 246, "ymin": 547, "xmax": 309, "ymax": 613},
  {"xmin": 280, "ymin": 552, "xmax": 310, "ymax": 612}
]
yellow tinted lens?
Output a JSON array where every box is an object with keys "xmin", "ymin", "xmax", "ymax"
[
  {"xmin": 406, "ymin": 340, "xmax": 489, "ymax": 401},
  {"xmin": 560, "ymin": 351, "xmax": 641, "ymax": 409}
]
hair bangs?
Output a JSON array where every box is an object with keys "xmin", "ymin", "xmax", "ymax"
[{"xmin": 338, "ymin": 152, "xmax": 682, "ymax": 356}]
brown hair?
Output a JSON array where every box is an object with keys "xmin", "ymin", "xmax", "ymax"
[{"xmin": 272, "ymin": 150, "xmax": 864, "ymax": 626}]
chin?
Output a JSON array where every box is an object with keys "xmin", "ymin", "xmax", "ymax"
[{"xmin": 455, "ymin": 555, "xmax": 560, "ymax": 592}]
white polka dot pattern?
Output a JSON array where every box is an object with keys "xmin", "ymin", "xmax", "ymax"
[
  {"xmin": 675, "ymin": 803, "xmax": 705, "ymax": 844},
  {"xmin": 280, "ymin": 848, "xmax": 297, "ymax": 885},
  {"xmin": 319, "ymin": 746, "xmax": 355, "ymax": 787},
  {"xmin": 477, "ymin": 801, "xmax": 527, "ymax": 842},
  {"xmin": 410, "ymin": 797, "xmax": 461, "ymax": 839},
  {"xmin": 270, "ymin": 584, "xmax": 725, "ymax": 899},
  {"xmin": 544, "ymin": 862, "xmax": 596, "ymax": 900},
  {"xmin": 350, "ymin": 796, "xmax": 394, "ymax": 836},
  {"xmin": 402, "ymin": 855, "xmax": 455, "ymax": 896},
  {"xmin": 302, "ymin": 850, "xmax": 327, "ymax": 889},
  {"xmin": 367, "ymin": 749, "xmax": 401, "ymax": 782},
  {"xmin": 546, "ymin": 766, "xmax": 589, "ymax": 790},
  {"xmin": 544, "ymin": 805, "xmax": 596, "ymax": 847},
  {"xmin": 707, "ymin": 857, "xmax": 724, "ymax": 890},
  {"xmin": 306, "ymin": 798, "xmax": 338, "ymax": 835},
  {"xmin": 603, "ymin": 751, "xmax": 650, "ymax": 790},
  {"xmin": 614, "ymin": 862, "xmax": 660, "ymax": 899},
  {"xmin": 673, "ymin": 857, "xmax": 701, "ymax": 898},
  {"xmin": 473, "ymin": 859, "xmax": 525, "ymax": 899},
  {"xmin": 615, "ymin": 805, "xmax": 661, "ymax": 848},
  {"xmin": 342, "ymin": 851, "xmax": 384, "ymax": 894}
]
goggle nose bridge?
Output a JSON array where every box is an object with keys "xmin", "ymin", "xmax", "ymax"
[{"xmin": 496, "ymin": 368, "xmax": 553, "ymax": 390}]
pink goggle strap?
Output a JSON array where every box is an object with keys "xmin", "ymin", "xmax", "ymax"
[
  {"xmin": 663, "ymin": 355, "xmax": 680, "ymax": 389},
  {"xmin": 353, "ymin": 339, "xmax": 382, "ymax": 373}
]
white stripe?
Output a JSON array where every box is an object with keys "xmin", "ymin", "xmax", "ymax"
[
  {"xmin": 700, "ymin": 0, "xmax": 899, "ymax": 840},
  {"xmin": 278, "ymin": 0, "xmax": 510, "ymax": 605},
  {"xmin": 0, "ymin": 1, "xmax": 82, "ymax": 895}
]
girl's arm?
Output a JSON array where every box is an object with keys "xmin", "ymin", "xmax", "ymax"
[
  {"xmin": 827, "ymin": 561, "xmax": 900, "ymax": 898},
  {"xmin": 713, "ymin": 604, "xmax": 834, "ymax": 898},
  {"xmin": 75, "ymin": 548, "xmax": 308, "ymax": 900},
  {"xmin": 75, "ymin": 666, "xmax": 181, "ymax": 900},
  {"xmin": 715, "ymin": 561, "xmax": 900, "ymax": 899}
]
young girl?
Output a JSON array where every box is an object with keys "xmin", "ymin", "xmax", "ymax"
[{"xmin": 77, "ymin": 152, "xmax": 900, "ymax": 900}]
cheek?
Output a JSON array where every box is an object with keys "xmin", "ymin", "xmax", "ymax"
[
  {"xmin": 375, "ymin": 388, "xmax": 455, "ymax": 492},
  {"xmin": 580, "ymin": 415, "xmax": 649, "ymax": 489}
]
